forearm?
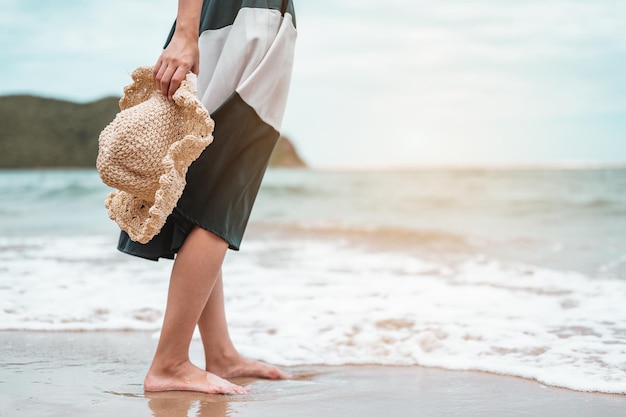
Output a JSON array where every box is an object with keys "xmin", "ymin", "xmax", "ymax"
[
  {"xmin": 173, "ymin": 0, "xmax": 203, "ymax": 40},
  {"xmin": 154, "ymin": 0, "xmax": 203, "ymax": 99}
]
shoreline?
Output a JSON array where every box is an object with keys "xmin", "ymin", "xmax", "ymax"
[{"xmin": 1, "ymin": 331, "xmax": 625, "ymax": 417}]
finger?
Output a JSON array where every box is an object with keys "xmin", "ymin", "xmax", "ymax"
[
  {"xmin": 153, "ymin": 58, "xmax": 163, "ymax": 84},
  {"xmin": 159, "ymin": 65, "xmax": 177, "ymax": 99},
  {"xmin": 168, "ymin": 67, "xmax": 188, "ymax": 101},
  {"xmin": 154, "ymin": 62, "xmax": 168, "ymax": 91}
]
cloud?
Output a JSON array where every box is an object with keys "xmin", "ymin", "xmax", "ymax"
[
  {"xmin": 2, "ymin": 0, "xmax": 625, "ymax": 166},
  {"xmin": 0, "ymin": 0, "xmax": 176, "ymax": 99},
  {"xmin": 282, "ymin": 0, "xmax": 626, "ymax": 166}
]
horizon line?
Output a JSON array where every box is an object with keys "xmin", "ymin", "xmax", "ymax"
[{"xmin": 303, "ymin": 161, "xmax": 626, "ymax": 172}]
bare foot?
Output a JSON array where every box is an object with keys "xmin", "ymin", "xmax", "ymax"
[
  {"xmin": 207, "ymin": 354, "xmax": 290, "ymax": 380},
  {"xmin": 144, "ymin": 360, "xmax": 249, "ymax": 395}
]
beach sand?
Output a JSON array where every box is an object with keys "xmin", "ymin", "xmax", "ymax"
[{"xmin": 1, "ymin": 331, "xmax": 625, "ymax": 417}]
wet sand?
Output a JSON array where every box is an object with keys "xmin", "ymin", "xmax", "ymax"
[{"xmin": 1, "ymin": 331, "xmax": 625, "ymax": 417}]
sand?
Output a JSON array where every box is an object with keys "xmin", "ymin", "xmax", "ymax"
[{"xmin": 1, "ymin": 331, "xmax": 625, "ymax": 417}]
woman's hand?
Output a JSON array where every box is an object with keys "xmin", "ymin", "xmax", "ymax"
[
  {"xmin": 153, "ymin": 0, "xmax": 203, "ymax": 100},
  {"xmin": 154, "ymin": 32, "xmax": 199, "ymax": 101}
]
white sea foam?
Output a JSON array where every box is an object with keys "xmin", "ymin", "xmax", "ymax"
[
  {"xmin": 2, "ymin": 168, "xmax": 626, "ymax": 393},
  {"xmin": 1, "ymin": 233, "xmax": 626, "ymax": 394},
  {"xmin": 0, "ymin": 235, "xmax": 171, "ymax": 331}
]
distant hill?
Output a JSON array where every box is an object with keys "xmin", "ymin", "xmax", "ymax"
[
  {"xmin": 269, "ymin": 134, "xmax": 307, "ymax": 168},
  {"xmin": 0, "ymin": 95, "xmax": 306, "ymax": 169},
  {"xmin": 0, "ymin": 95, "xmax": 120, "ymax": 168}
]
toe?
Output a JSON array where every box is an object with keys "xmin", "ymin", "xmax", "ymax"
[
  {"xmin": 229, "ymin": 383, "xmax": 250, "ymax": 395},
  {"xmin": 267, "ymin": 366, "xmax": 290, "ymax": 380}
]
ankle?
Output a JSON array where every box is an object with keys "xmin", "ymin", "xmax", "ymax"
[
  {"xmin": 149, "ymin": 355, "xmax": 191, "ymax": 375},
  {"xmin": 202, "ymin": 338, "xmax": 239, "ymax": 361},
  {"xmin": 205, "ymin": 348, "xmax": 240, "ymax": 368}
]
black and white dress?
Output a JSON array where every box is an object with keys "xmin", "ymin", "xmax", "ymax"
[{"xmin": 118, "ymin": 0, "xmax": 297, "ymax": 260}]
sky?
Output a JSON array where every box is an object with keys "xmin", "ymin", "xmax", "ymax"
[{"xmin": 1, "ymin": 0, "xmax": 626, "ymax": 168}]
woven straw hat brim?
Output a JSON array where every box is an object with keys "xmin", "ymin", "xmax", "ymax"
[{"xmin": 97, "ymin": 66, "xmax": 214, "ymax": 244}]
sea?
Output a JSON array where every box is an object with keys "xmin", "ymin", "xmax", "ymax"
[{"xmin": 1, "ymin": 168, "xmax": 626, "ymax": 394}]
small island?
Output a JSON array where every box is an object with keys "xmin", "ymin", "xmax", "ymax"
[{"xmin": 0, "ymin": 95, "xmax": 305, "ymax": 169}]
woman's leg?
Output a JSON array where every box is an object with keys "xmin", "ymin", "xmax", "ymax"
[
  {"xmin": 144, "ymin": 227, "xmax": 249, "ymax": 394},
  {"xmin": 197, "ymin": 271, "xmax": 289, "ymax": 380}
]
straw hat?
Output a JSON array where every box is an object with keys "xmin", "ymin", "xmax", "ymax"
[{"xmin": 96, "ymin": 66, "xmax": 214, "ymax": 244}]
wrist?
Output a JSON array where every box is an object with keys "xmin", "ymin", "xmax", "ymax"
[{"xmin": 174, "ymin": 24, "xmax": 199, "ymax": 40}]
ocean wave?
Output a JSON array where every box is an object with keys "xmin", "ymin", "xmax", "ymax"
[
  {"xmin": 2, "ymin": 169, "xmax": 626, "ymax": 393},
  {"xmin": 38, "ymin": 183, "xmax": 105, "ymax": 199},
  {"xmin": 248, "ymin": 221, "xmax": 478, "ymax": 252},
  {"xmin": 259, "ymin": 183, "xmax": 331, "ymax": 197},
  {"xmin": 2, "ymin": 234, "xmax": 626, "ymax": 394}
]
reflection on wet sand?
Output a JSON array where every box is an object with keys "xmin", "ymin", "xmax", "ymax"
[
  {"xmin": 143, "ymin": 371, "xmax": 323, "ymax": 417},
  {"xmin": 145, "ymin": 391, "xmax": 233, "ymax": 417}
]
